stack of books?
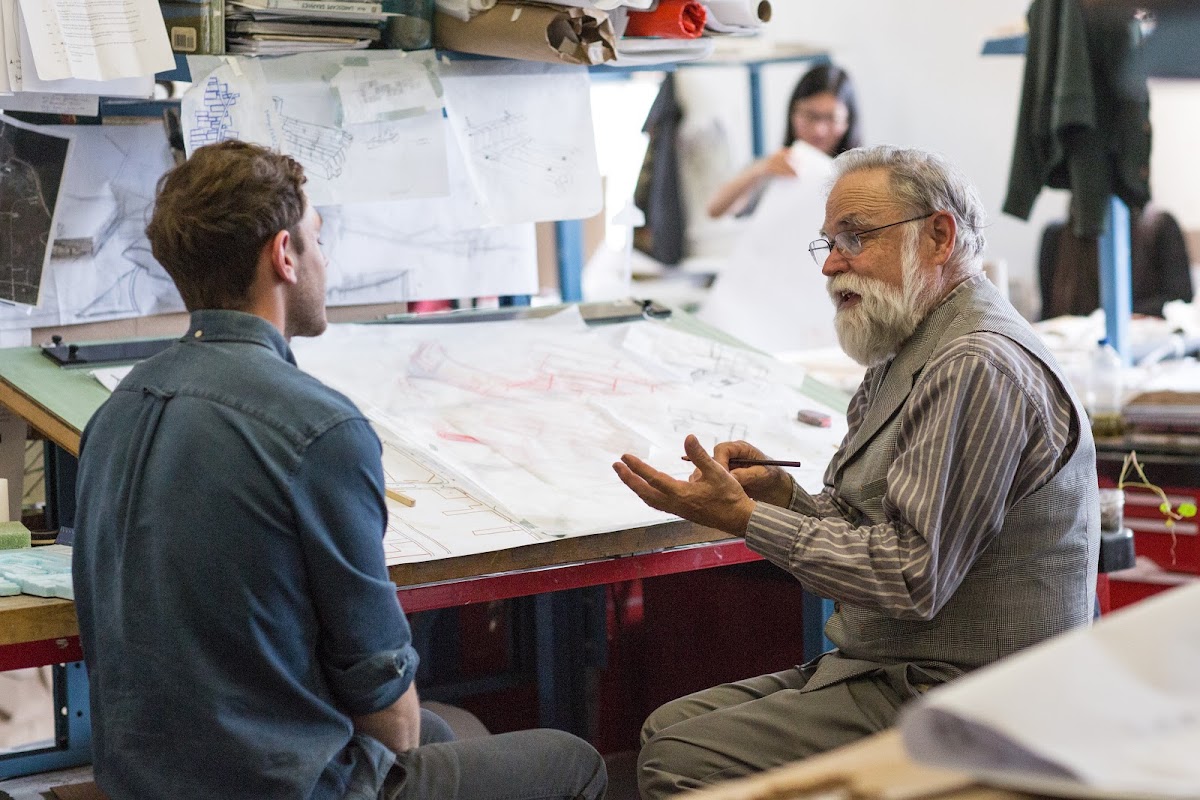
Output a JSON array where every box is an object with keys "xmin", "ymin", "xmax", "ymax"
[{"xmin": 225, "ymin": 0, "xmax": 386, "ymax": 54}]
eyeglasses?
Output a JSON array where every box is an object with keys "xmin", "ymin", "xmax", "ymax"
[
  {"xmin": 808, "ymin": 213, "xmax": 934, "ymax": 266},
  {"xmin": 794, "ymin": 110, "xmax": 849, "ymax": 128}
]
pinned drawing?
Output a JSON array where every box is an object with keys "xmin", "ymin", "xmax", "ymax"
[
  {"xmin": 441, "ymin": 60, "xmax": 603, "ymax": 224},
  {"xmin": 0, "ymin": 116, "xmax": 71, "ymax": 306},
  {"xmin": 183, "ymin": 51, "xmax": 449, "ymax": 205},
  {"xmin": 188, "ymin": 75, "xmax": 241, "ymax": 148},
  {"xmin": 275, "ymin": 97, "xmax": 352, "ymax": 180},
  {"xmin": 0, "ymin": 122, "xmax": 183, "ymax": 331},
  {"xmin": 465, "ymin": 110, "xmax": 579, "ymax": 195}
]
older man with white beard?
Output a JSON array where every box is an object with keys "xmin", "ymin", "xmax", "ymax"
[{"xmin": 614, "ymin": 145, "xmax": 1099, "ymax": 799}]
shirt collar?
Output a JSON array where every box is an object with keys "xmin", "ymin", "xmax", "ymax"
[{"xmin": 183, "ymin": 310, "xmax": 296, "ymax": 366}]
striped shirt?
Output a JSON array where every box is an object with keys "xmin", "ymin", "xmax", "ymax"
[{"xmin": 745, "ymin": 331, "xmax": 1077, "ymax": 621}]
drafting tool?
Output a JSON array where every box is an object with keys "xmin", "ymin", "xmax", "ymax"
[
  {"xmin": 385, "ymin": 488, "xmax": 416, "ymax": 507},
  {"xmin": 40, "ymin": 336, "xmax": 175, "ymax": 367},
  {"xmin": 728, "ymin": 458, "xmax": 803, "ymax": 469}
]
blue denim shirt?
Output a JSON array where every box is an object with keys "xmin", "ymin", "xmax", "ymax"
[{"xmin": 72, "ymin": 310, "xmax": 418, "ymax": 799}]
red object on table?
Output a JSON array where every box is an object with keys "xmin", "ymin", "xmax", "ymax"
[{"xmin": 624, "ymin": 0, "xmax": 707, "ymax": 39}]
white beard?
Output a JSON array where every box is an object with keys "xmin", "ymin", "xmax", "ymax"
[{"xmin": 828, "ymin": 232, "xmax": 940, "ymax": 366}]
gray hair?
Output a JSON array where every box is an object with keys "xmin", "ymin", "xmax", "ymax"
[{"xmin": 831, "ymin": 146, "xmax": 987, "ymax": 280}]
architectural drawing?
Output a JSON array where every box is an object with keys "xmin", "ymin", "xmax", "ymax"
[
  {"xmin": 0, "ymin": 122, "xmax": 183, "ymax": 330},
  {"xmin": 316, "ymin": 202, "xmax": 538, "ymax": 305},
  {"xmin": 440, "ymin": 60, "xmax": 602, "ymax": 224},
  {"xmin": 294, "ymin": 314, "xmax": 848, "ymax": 541},
  {"xmin": 274, "ymin": 97, "xmax": 352, "ymax": 181},
  {"xmin": 464, "ymin": 110, "xmax": 580, "ymax": 195},
  {"xmin": 375, "ymin": 429, "xmax": 546, "ymax": 566},
  {"xmin": 188, "ymin": 75, "xmax": 241, "ymax": 148}
]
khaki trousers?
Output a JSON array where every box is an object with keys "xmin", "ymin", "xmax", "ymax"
[{"xmin": 638, "ymin": 664, "xmax": 930, "ymax": 800}]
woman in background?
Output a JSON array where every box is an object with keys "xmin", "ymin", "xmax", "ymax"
[
  {"xmin": 696, "ymin": 63, "xmax": 863, "ymax": 354},
  {"xmin": 706, "ymin": 64, "xmax": 861, "ymax": 219}
]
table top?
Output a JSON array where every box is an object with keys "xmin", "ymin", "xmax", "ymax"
[{"xmin": 0, "ymin": 344, "xmax": 112, "ymax": 456}]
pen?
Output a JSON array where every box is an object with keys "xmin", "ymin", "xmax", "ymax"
[
  {"xmin": 728, "ymin": 458, "xmax": 803, "ymax": 469},
  {"xmin": 385, "ymin": 488, "xmax": 416, "ymax": 507}
]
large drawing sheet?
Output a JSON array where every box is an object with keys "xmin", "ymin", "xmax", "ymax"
[
  {"xmin": 183, "ymin": 50, "xmax": 449, "ymax": 205},
  {"xmin": 0, "ymin": 121, "xmax": 182, "ymax": 330},
  {"xmin": 292, "ymin": 310, "xmax": 848, "ymax": 544},
  {"xmin": 0, "ymin": 114, "xmax": 71, "ymax": 307},
  {"xmin": 440, "ymin": 60, "xmax": 603, "ymax": 225},
  {"xmin": 901, "ymin": 582, "xmax": 1200, "ymax": 799}
]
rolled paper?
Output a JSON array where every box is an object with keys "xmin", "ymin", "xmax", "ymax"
[
  {"xmin": 624, "ymin": 0, "xmax": 707, "ymax": 39},
  {"xmin": 434, "ymin": 3, "xmax": 617, "ymax": 66}
]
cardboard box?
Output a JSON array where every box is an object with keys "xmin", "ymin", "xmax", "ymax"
[{"xmin": 159, "ymin": 1, "xmax": 225, "ymax": 55}]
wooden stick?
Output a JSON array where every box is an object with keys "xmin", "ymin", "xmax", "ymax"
[{"xmin": 385, "ymin": 488, "xmax": 416, "ymax": 507}]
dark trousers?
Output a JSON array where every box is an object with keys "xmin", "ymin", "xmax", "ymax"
[{"xmin": 381, "ymin": 711, "xmax": 607, "ymax": 800}]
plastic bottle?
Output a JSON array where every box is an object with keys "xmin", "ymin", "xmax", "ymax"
[{"xmin": 1087, "ymin": 338, "xmax": 1125, "ymax": 438}]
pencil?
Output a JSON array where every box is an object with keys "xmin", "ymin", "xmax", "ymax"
[
  {"xmin": 385, "ymin": 488, "xmax": 416, "ymax": 507},
  {"xmin": 728, "ymin": 458, "xmax": 803, "ymax": 469}
]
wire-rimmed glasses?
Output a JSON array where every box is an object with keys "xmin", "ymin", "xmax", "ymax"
[{"xmin": 808, "ymin": 212, "xmax": 934, "ymax": 266}]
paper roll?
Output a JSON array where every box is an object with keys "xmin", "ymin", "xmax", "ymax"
[
  {"xmin": 624, "ymin": 0, "xmax": 707, "ymax": 39},
  {"xmin": 434, "ymin": 3, "xmax": 617, "ymax": 66},
  {"xmin": 703, "ymin": 0, "xmax": 770, "ymax": 27}
]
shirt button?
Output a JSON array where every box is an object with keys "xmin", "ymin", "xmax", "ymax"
[{"xmin": 193, "ymin": 330, "xmax": 203, "ymax": 338}]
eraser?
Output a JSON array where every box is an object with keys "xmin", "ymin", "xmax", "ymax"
[{"xmin": 797, "ymin": 409, "xmax": 832, "ymax": 428}]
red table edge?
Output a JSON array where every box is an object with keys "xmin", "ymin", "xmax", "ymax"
[{"xmin": 0, "ymin": 539, "xmax": 761, "ymax": 669}]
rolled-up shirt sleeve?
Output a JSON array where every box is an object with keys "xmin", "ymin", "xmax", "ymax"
[
  {"xmin": 291, "ymin": 418, "xmax": 418, "ymax": 715},
  {"xmin": 744, "ymin": 339, "xmax": 1073, "ymax": 620}
]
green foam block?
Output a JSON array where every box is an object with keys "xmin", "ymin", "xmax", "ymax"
[{"xmin": 0, "ymin": 521, "xmax": 31, "ymax": 550}]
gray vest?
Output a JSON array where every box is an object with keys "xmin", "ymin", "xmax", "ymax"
[{"xmin": 808, "ymin": 276, "xmax": 1099, "ymax": 691}]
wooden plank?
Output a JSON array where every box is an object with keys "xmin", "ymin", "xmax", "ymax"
[
  {"xmin": 387, "ymin": 520, "xmax": 733, "ymax": 586},
  {"xmin": 0, "ymin": 594, "xmax": 78, "ymax": 646}
]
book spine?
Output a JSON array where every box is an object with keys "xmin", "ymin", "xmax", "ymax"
[{"xmin": 262, "ymin": 0, "xmax": 384, "ymax": 12}]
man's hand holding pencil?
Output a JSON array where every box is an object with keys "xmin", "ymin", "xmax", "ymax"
[{"xmin": 612, "ymin": 434, "xmax": 797, "ymax": 534}]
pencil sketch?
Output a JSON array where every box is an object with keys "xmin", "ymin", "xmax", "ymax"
[
  {"xmin": 464, "ymin": 110, "xmax": 580, "ymax": 194},
  {"xmin": 294, "ymin": 314, "xmax": 848, "ymax": 540},
  {"xmin": 188, "ymin": 75, "xmax": 241, "ymax": 148},
  {"xmin": 315, "ymin": 203, "xmax": 538, "ymax": 305},
  {"xmin": 274, "ymin": 97, "xmax": 352, "ymax": 180},
  {"xmin": 376, "ymin": 430, "xmax": 544, "ymax": 565}
]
